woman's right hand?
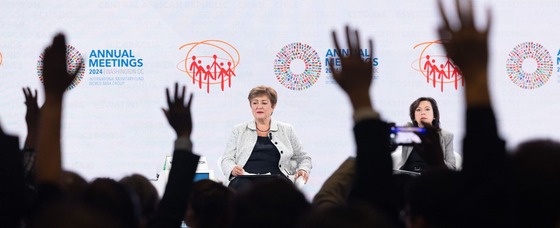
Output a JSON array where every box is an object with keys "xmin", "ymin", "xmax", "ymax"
[{"xmin": 231, "ymin": 165, "xmax": 245, "ymax": 177}]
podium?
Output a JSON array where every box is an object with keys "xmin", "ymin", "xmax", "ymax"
[{"xmin": 151, "ymin": 155, "xmax": 215, "ymax": 196}]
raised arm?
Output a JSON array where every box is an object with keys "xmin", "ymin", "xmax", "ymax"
[
  {"xmin": 437, "ymin": 1, "xmax": 509, "ymax": 226},
  {"xmin": 331, "ymin": 26, "xmax": 398, "ymax": 223},
  {"xmin": 23, "ymin": 87, "xmax": 39, "ymax": 151},
  {"xmin": 436, "ymin": 0, "xmax": 505, "ymax": 174},
  {"xmin": 437, "ymin": 0, "xmax": 491, "ymax": 107},
  {"xmin": 330, "ymin": 26, "xmax": 374, "ymax": 112},
  {"xmin": 36, "ymin": 33, "xmax": 82, "ymax": 185},
  {"xmin": 149, "ymin": 83, "xmax": 200, "ymax": 228}
]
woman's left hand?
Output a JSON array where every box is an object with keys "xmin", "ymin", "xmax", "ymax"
[{"xmin": 295, "ymin": 169, "xmax": 309, "ymax": 183}]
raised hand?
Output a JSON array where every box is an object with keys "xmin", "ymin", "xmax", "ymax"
[
  {"xmin": 437, "ymin": 0, "xmax": 491, "ymax": 84},
  {"xmin": 23, "ymin": 87, "xmax": 40, "ymax": 149},
  {"xmin": 36, "ymin": 33, "xmax": 81, "ymax": 184},
  {"xmin": 42, "ymin": 33, "xmax": 82, "ymax": 98},
  {"xmin": 330, "ymin": 26, "xmax": 374, "ymax": 110},
  {"xmin": 162, "ymin": 83, "xmax": 193, "ymax": 138},
  {"xmin": 23, "ymin": 87, "xmax": 39, "ymax": 127}
]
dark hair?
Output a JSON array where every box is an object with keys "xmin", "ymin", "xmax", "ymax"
[
  {"xmin": 409, "ymin": 97, "xmax": 440, "ymax": 130},
  {"xmin": 61, "ymin": 170, "xmax": 88, "ymax": 199},
  {"xmin": 231, "ymin": 177, "xmax": 310, "ymax": 228},
  {"xmin": 187, "ymin": 179, "xmax": 234, "ymax": 228},
  {"xmin": 511, "ymin": 139, "xmax": 560, "ymax": 228},
  {"xmin": 119, "ymin": 174, "xmax": 159, "ymax": 222},
  {"xmin": 248, "ymin": 86, "xmax": 278, "ymax": 108},
  {"xmin": 83, "ymin": 178, "xmax": 141, "ymax": 228}
]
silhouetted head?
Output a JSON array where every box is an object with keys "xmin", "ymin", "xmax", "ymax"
[
  {"xmin": 83, "ymin": 178, "xmax": 141, "ymax": 228},
  {"xmin": 304, "ymin": 202, "xmax": 398, "ymax": 228},
  {"xmin": 32, "ymin": 200, "xmax": 121, "ymax": 228},
  {"xmin": 185, "ymin": 179, "xmax": 234, "ymax": 228},
  {"xmin": 61, "ymin": 170, "xmax": 88, "ymax": 199},
  {"xmin": 119, "ymin": 174, "xmax": 159, "ymax": 223},
  {"xmin": 231, "ymin": 177, "xmax": 310, "ymax": 228},
  {"xmin": 512, "ymin": 139, "xmax": 560, "ymax": 227}
]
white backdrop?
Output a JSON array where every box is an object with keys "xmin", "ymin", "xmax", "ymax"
[{"xmin": 1, "ymin": 0, "xmax": 559, "ymax": 199}]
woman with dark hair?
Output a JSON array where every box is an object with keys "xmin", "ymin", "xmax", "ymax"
[{"xmin": 397, "ymin": 97, "xmax": 456, "ymax": 172}]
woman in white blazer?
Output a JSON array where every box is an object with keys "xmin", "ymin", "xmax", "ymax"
[{"xmin": 220, "ymin": 86, "xmax": 312, "ymax": 189}]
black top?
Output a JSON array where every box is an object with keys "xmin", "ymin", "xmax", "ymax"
[
  {"xmin": 401, "ymin": 148, "xmax": 427, "ymax": 173},
  {"xmin": 243, "ymin": 136, "xmax": 282, "ymax": 175}
]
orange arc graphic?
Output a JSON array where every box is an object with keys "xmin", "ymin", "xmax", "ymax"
[{"xmin": 179, "ymin": 40, "xmax": 240, "ymax": 85}]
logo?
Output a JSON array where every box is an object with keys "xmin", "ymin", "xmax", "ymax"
[
  {"xmin": 88, "ymin": 49, "xmax": 145, "ymax": 86},
  {"xmin": 325, "ymin": 48, "xmax": 378, "ymax": 84},
  {"xmin": 177, "ymin": 40, "xmax": 240, "ymax": 93},
  {"xmin": 274, "ymin": 43, "xmax": 321, "ymax": 90},
  {"xmin": 413, "ymin": 41, "xmax": 463, "ymax": 92},
  {"xmin": 37, "ymin": 44, "xmax": 86, "ymax": 91},
  {"xmin": 506, "ymin": 42, "xmax": 553, "ymax": 89},
  {"xmin": 557, "ymin": 49, "xmax": 560, "ymax": 82}
]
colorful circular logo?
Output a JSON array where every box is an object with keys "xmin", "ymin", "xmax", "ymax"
[
  {"xmin": 37, "ymin": 44, "xmax": 86, "ymax": 91},
  {"xmin": 506, "ymin": 42, "xmax": 553, "ymax": 89},
  {"xmin": 274, "ymin": 43, "xmax": 321, "ymax": 90}
]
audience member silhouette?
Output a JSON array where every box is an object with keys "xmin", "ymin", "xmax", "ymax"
[
  {"xmin": 185, "ymin": 179, "xmax": 234, "ymax": 228},
  {"xmin": 148, "ymin": 82, "xmax": 200, "ymax": 228},
  {"xmin": 82, "ymin": 178, "xmax": 141, "ymax": 228},
  {"xmin": 231, "ymin": 177, "xmax": 310, "ymax": 228},
  {"xmin": 0, "ymin": 122, "xmax": 25, "ymax": 227},
  {"xmin": 120, "ymin": 173, "xmax": 160, "ymax": 226},
  {"xmin": 511, "ymin": 139, "xmax": 560, "ymax": 227}
]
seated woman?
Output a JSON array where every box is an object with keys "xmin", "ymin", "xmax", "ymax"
[
  {"xmin": 220, "ymin": 86, "xmax": 312, "ymax": 191},
  {"xmin": 397, "ymin": 97, "xmax": 456, "ymax": 172}
]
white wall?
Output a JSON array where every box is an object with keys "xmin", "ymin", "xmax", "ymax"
[{"xmin": 0, "ymin": 0, "xmax": 559, "ymax": 199}]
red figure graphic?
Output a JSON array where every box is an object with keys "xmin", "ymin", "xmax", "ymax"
[
  {"xmin": 443, "ymin": 57, "xmax": 462, "ymax": 90},
  {"xmin": 430, "ymin": 60, "xmax": 439, "ymax": 88},
  {"xmin": 443, "ymin": 58, "xmax": 454, "ymax": 77},
  {"xmin": 210, "ymin": 54, "xmax": 219, "ymax": 80},
  {"xmin": 204, "ymin": 65, "xmax": 213, "ymax": 93},
  {"xmin": 196, "ymin": 60, "xmax": 205, "ymax": 89},
  {"xmin": 438, "ymin": 64, "xmax": 447, "ymax": 91},
  {"xmin": 423, "ymin": 55, "xmax": 433, "ymax": 83},
  {"xmin": 217, "ymin": 62, "xmax": 227, "ymax": 91},
  {"xmin": 226, "ymin": 62, "xmax": 236, "ymax": 88},
  {"xmin": 451, "ymin": 65, "xmax": 463, "ymax": 90},
  {"xmin": 189, "ymin": 56, "xmax": 198, "ymax": 84}
]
